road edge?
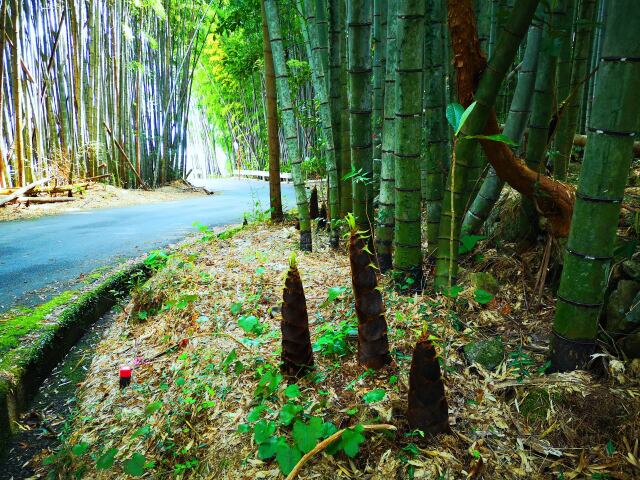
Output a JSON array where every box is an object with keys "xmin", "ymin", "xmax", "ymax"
[{"xmin": 0, "ymin": 261, "xmax": 150, "ymax": 455}]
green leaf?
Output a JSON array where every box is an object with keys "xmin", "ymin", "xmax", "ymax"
[
  {"xmin": 71, "ymin": 442, "xmax": 89, "ymax": 456},
  {"xmin": 284, "ymin": 384, "xmax": 302, "ymax": 398},
  {"xmin": 96, "ymin": 448, "xmax": 118, "ymax": 470},
  {"xmin": 258, "ymin": 435, "xmax": 286, "ymax": 459},
  {"xmin": 341, "ymin": 425, "xmax": 366, "ymax": 458},
  {"xmin": 221, "ymin": 348, "xmax": 237, "ymax": 370},
  {"xmin": 237, "ymin": 423, "xmax": 250, "ymax": 433},
  {"xmin": 606, "ymin": 440, "xmax": 616, "ymax": 456},
  {"xmin": 321, "ymin": 421, "xmax": 338, "ymax": 438},
  {"xmin": 327, "ymin": 286, "xmax": 346, "ymax": 302},
  {"xmin": 474, "ymin": 289, "xmax": 494, "ymax": 305},
  {"xmin": 145, "ymin": 401, "xmax": 163, "ymax": 415},
  {"xmin": 131, "ymin": 425, "xmax": 151, "ymax": 439},
  {"xmin": 362, "ymin": 388, "xmax": 386, "ymax": 404},
  {"xmin": 446, "ymin": 102, "xmax": 464, "ymax": 131},
  {"xmin": 253, "ymin": 419, "xmax": 276, "ymax": 444},
  {"xmin": 276, "ymin": 443, "xmax": 302, "ymax": 475},
  {"xmin": 238, "ymin": 315, "xmax": 261, "ymax": 334},
  {"xmin": 468, "ymin": 133, "xmax": 519, "ymax": 147},
  {"xmin": 440, "ymin": 284, "xmax": 463, "ymax": 298},
  {"xmin": 455, "ymin": 101, "xmax": 477, "ymax": 136},
  {"xmin": 123, "ymin": 453, "xmax": 146, "ymax": 477},
  {"xmin": 279, "ymin": 403, "xmax": 303, "ymax": 426},
  {"xmin": 459, "ymin": 234, "xmax": 486, "ymax": 254},
  {"xmin": 293, "ymin": 417, "xmax": 323, "ymax": 453},
  {"xmin": 230, "ymin": 301, "xmax": 243, "ymax": 315}
]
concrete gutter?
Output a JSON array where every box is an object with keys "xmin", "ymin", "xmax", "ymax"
[{"xmin": 0, "ymin": 261, "xmax": 149, "ymax": 454}]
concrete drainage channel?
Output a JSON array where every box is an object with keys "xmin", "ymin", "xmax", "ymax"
[{"xmin": 0, "ymin": 261, "xmax": 150, "ymax": 468}]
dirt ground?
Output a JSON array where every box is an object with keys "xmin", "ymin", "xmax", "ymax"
[
  {"xmin": 0, "ymin": 181, "xmax": 211, "ymax": 222},
  {"xmin": 34, "ymin": 221, "xmax": 640, "ymax": 479}
]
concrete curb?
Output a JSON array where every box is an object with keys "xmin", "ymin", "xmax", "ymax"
[{"xmin": 0, "ymin": 262, "xmax": 149, "ymax": 454}]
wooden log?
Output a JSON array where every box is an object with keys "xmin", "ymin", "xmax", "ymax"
[
  {"xmin": 0, "ymin": 177, "xmax": 50, "ymax": 207},
  {"xmin": 82, "ymin": 174, "xmax": 111, "ymax": 182},
  {"xmin": 17, "ymin": 196, "xmax": 76, "ymax": 204},
  {"xmin": 34, "ymin": 183, "xmax": 89, "ymax": 194}
]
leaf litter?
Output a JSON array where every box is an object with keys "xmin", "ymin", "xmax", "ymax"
[{"xmin": 39, "ymin": 221, "xmax": 640, "ymax": 479}]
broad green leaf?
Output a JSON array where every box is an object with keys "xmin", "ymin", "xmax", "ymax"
[
  {"xmin": 230, "ymin": 302, "xmax": 243, "ymax": 315},
  {"xmin": 276, "ymin": 443, "xmax": 302, "ymax": 475},
  {"xmin": 474, "ymin": 289, "xmax": 494, "ymax": 305},
  {"xmin": 279, "ymin": 403, "xmax": 303, "ymax": 426},
  {"xmin": 441, "ymin": 285, "xmax": 463, "ymax": 298},
  {"xmin": 362, "ymin": 389, "xmax": 386, "ymax": 404},
  {"xmin": 123, "ymin": 453, "xmax": 146, "ymax": 477},
  {"xmin": 446, "ymin": 103, "xmax": 464, "ymax": 131},
  {"xmin": 238, "ymin": 315, "xmax": 260, "ymax": 334},
  {"xmin": 293, "ymin": 417, "xmax": 323, "ymax": 453},
  {"xmin": 341, "ymin": 425, "xmax": 366, "ymax": 458},
  {"xmin": 327, "ymin": 286, "xmax": 346, "ymax": 302},
  {"xmin": 131, "ymin": 425, "xmax": 151, "ymax": 439},
  {"xmin": 258, "ymin": 435, "xmax": 286, "ymax": 459},
  {"xmin": 71, "ymin": 442, "xmax": 89, "ymax": 456},
  {"xmin": 253, "ymin": 419, "xmax": 276, "ymax": 444},
  {"xmin": 96, "ymin": 448, "xmax": 118, "ymax": 470},
  {"xmin": 145, "ymin": 401, "xmax": 163, "ymax": 415},
  {"xmin": 321, "ymin": 421, "xmax": 338, "ymax": 438},
  {"xmin": 237, "ymin": 423, "xmax": 250, "ymax": 433},
  {"xmin": 459, "ymin": 234, "xmax": 486, "ymax": 254},
  {"xmin": 455, "ymin": 101, "xmax": 477, "ymax": 136},
  {"xmin": 284, "ymin": 384, "xmax": 301, "ymax": 398}
]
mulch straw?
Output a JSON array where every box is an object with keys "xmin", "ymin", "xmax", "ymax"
[{"xmin": 41, "ymin": 222, "xmax": 640, "ymax": 479}]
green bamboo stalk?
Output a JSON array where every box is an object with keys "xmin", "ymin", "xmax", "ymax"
[
  {"xmin": 300, "ymin": 0, "xmax": 339, "ymax": 246},
  {"xmin": 315, "ymin": 0, "xmax": 330, "ymax": 87},
  {"xmin": 372, "ymin": 0, "xmax": 387, "ymax": 196},
  {"xmin": 393, "ymin": 0, "xmax": 424, "ymax": 287},
  {"xmin": 434, "ymin": 0, "xmax": 539, "ymax": 290},
  {"xmin": 264, "ymin": 0, "xmax": 312, "ymax": 251},
  {"xmin": 347, "ymin": 0, "xmax": 374, "ymax": 232},
  {"xmin": 338, "ymin": 0, "xmax": 352, "ymax": 216},
  {"xmin": 328, "ymin": 0, "xmax": 343, "ymax": 208},
  {"xmin": 550, "ymin": 0, "xmax": 640, "ymax": 371},
  {"xmin": 261, "ymin": 0, "xmax": 283, "ymax": 222},
  {"xmin": 424, "ymin": 0, "xmax": 448, "ymax": 254},
  {"xmin": 553, "ymin": 0, "xmax": 597, "ymax": 180},
  {"xmin": 462, "ymin": 18, "xmax": 542, "ymax": 234},
  {"xmin": 525, "ymin": 3, "xmax": 564, "ymax": 173},
  {"xmin": 374, "ymin": 0, "xmax": 397, "ymax": 272}
]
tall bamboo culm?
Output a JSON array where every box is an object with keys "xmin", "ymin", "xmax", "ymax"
[
  {"xmin": 550, "ymin": 0, "xmax": 640, "ymax": 372},
  {"xmin": 265, "ymin": 0, "xmax": 313, "ymax": 251}
]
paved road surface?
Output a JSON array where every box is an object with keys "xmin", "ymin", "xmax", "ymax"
[{"xmin": 0, "ymin": 178, "xmax": 294, "ymax": 311}]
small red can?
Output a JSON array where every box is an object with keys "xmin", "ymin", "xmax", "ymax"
[{"xmin": 119, "ymin": 365, "xmax": 132, "ymax": 389}]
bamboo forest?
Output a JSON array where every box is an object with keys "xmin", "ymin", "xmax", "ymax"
[{"xmin": 1, "ymin": 0, "xmax": 640, "ymax": 478}]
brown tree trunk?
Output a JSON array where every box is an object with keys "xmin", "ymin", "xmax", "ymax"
[
  {"xmin": 261, "ymin": 0, "xmax": 283, "ymax": 221},
  {"xmin": 448, "ymin": 0, "xmax": 575, "ymax": 237}
]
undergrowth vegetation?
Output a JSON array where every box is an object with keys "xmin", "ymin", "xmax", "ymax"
[{"xmin": 37, "ymin": 221, "xmax": 640, "ymax": 479}]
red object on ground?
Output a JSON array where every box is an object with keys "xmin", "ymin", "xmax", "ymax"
[{"xmin": 119, "ymin": 365, "xmax": 132, "ymax": 388}]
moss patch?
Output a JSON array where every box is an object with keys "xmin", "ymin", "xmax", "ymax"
[{"xmin": 0, "ymin": 291, "xmax": 75, "ymax": 355}]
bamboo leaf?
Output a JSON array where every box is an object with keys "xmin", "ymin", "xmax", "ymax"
[
  {"xmin": 455, "ymin": 101, "xmax": 477, "ymax": 136},
  {"xmin": 467, "ymin": 133, "xmax": 519, "ymax": 147},
  {"xmin": 446, "ymin": 103, "xmax": 464, "ymax": 131}
]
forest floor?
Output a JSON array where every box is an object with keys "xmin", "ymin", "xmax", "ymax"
[
  {"xmin": 0, "ymin": 181, "xmax": 211, "ymax": 222},
  {"xmin": 36, "ymin": 220, "xmax": 640, "ymax": 479}
]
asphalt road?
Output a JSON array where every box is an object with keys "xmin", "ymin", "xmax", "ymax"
[{"xmin": 0, "ymin": 178, "xmax": 294, "ymax": 311}]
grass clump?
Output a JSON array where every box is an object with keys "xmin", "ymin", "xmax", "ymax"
[{"xmin": 0, "ymin": 290, "xmax": 75, "ymax": 355}]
